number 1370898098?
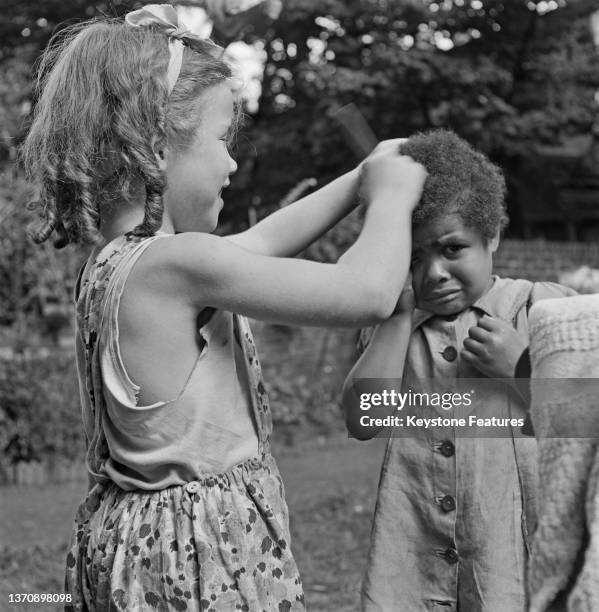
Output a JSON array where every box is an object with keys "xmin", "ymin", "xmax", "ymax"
[{"xmin": 8, "ymin": 593, "xmax": 72, "ymax": 604}]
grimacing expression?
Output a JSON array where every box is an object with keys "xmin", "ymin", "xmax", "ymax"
[{"xmin": 411, "ymin": 213, "xmax": 499, "ymax": 316}]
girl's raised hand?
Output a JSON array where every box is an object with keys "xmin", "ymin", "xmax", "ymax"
[
  {"xmin": 359, "ymin": 154, "xmax": 427, "ymax": 212},
  {"xmin": 363, "ymin": 138, "xmax": 407, "ymax": 162}
]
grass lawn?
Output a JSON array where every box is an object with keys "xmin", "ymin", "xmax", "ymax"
[{"xmin": 0, "ymin": 435, "xmax": 386, "ymax": 612}]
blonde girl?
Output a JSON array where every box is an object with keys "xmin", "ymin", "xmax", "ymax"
[{"xmin": 21, "ymin": 5, "xmax": 426, "ymax": 611}]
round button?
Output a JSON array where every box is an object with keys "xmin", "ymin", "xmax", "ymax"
[
  {"xmin": 186, "ymin": 481, "xmax": 200, "ymax": 494},
  {"xmin": 440, "ymin": 440, "xmax": 455, "ymax": 457},
  {"xmin": 440, "ymin": 495, "xmax": 456, "ymax": 512},
  {"xmin": 441, "ymin": 346, "xmax": 458, "ymax": 362},
  {"xmin": 444, "ymin": 548, "xmax": 458, "ymax": 564}
]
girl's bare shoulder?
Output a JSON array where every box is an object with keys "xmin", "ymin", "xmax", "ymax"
[{"xmin": 128, "ymin": 232, "xmax": 235, "ymax": 295}]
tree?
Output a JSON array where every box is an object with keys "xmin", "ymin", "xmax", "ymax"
[
  {"xmin": 2, "ymin": 0, "xmax": 598, "ymax": 232},
  {"xmin": 220, "ymin": 0, "xmax": 599, "ymax": 237}
]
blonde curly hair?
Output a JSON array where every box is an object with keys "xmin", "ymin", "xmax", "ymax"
[{"xmin": 21, "ymin": 19, "xmax": 239, "ymax": 248}]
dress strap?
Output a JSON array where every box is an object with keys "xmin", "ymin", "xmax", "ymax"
[
  {"xmin": 234, "ymin": 314, "xmax": 272, "ymax": 454},
  {"xmin": 76, "ymin": 234, "xmax": 169, "ymax": 482}
]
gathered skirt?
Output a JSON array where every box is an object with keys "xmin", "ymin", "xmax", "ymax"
[{"xmin": 65, "ymin": 453, "xmax": 305, "ymax": 611}]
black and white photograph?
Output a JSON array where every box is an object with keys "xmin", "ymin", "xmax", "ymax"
[{"xmin": 1, "ymin": 1, "xmax": 599, "ymax": 610}]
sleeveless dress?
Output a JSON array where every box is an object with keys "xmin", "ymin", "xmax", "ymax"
[{"xmin": 64, "ymin": 234, "xmax": 305, "ymax": 612}]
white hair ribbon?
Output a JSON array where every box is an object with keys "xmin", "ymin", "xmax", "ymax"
[{"xmin": 125, "ymin": 4, "xmax": 191, "ymax": 94}]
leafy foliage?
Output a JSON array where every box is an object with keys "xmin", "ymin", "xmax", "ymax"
[
  {"xmin": 0, "ymin": 352, "xmax": 83, "ymax": 474},
  {"xmin": 0, "ymin": 175, "xmax": 82, "ymax": 330},
  {"xmin": 222, "ymin": 0, "xmax": 599, "ymax": 229},
  {"xmin": 3, "ymin": 1, "xmax": 599, "ymax": 228}
]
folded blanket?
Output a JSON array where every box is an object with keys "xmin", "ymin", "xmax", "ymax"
[{"xmin": 528, "ymin": 294, "xmax": 599, "ymax": 612}]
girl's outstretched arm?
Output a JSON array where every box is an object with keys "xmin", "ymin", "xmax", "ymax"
[
  {"xmin": 130, "ymin": 155, "xmax": 425, "ymax": 328},
  {"xmin": 227, "ymin": 139, "xmax": 404, "ymax": 257},
  {"xmin": 342, "ymin": 283, "xmax": 415, "ymax": 439}
]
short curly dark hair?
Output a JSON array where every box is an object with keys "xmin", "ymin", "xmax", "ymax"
[{"xmin": 399, "ymin": 129, "xmax": 508, "ymax": 241}]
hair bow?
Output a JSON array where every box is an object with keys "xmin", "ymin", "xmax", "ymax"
[{"xmin": 125, "ymin": 4, "xmax": 191, "ymax": 93}]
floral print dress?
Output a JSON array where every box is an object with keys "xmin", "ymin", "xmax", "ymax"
[{"xmin": 65, "ymin": 234, "xmax": 305, "ymax": 612}]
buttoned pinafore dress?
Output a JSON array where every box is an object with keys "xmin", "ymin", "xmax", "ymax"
[
  {"xmin": 359, "ymin": 277, "xmax": 576, "ymax": 612},
  {"xmin": 64, "ymin": 234, "xmax": 305, "ymax": 612}
]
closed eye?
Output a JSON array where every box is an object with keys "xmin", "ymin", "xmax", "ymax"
[
  {"xmin": 443, "ymin": 245, "xmax": 466, "ymax": 258},
  {"xmin": 221, "ymin": 121, "xmax": 237, "ymax": 146},
  {"xmin": 220, "ymin": 136, "xmax": 234, "ymax": 154}
]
